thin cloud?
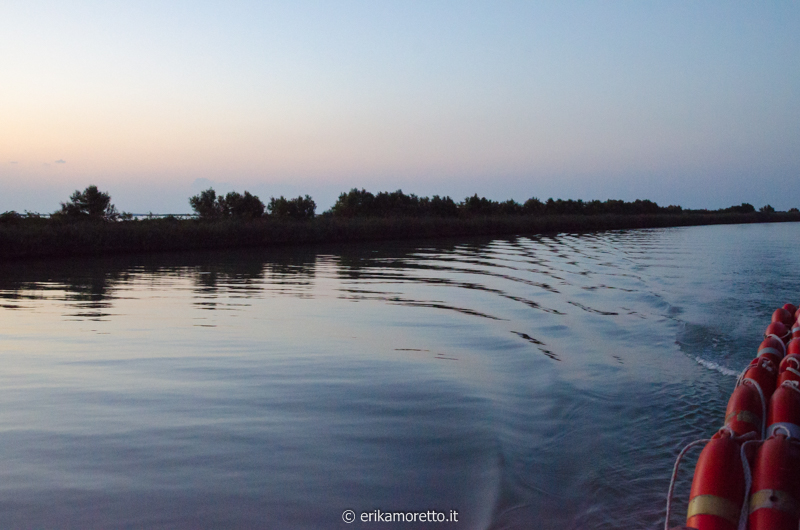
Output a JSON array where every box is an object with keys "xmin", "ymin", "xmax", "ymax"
[
  {"xmin": 55, "ymin": 159, "xmax": 66, "ymax": 164},
  {"xmin": 9, "ymin": 161, "xmax": 17, "ymax": 164}
]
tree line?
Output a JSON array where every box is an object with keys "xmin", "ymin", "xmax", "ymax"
[
  {"xmin": 0, "ymin": 185, "xmax": 794, "ymax": 223},
  {"xmin": 327, "ymin": 190, "xmax": 681, "ymax": 218}
]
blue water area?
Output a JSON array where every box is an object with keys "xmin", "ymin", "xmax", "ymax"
[{"xmin": 0, "ymin": 222, "xmax": 799, "ymax": 529}]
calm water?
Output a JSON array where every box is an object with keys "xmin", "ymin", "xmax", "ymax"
[{"xmin": 1, "ymin": 223, "xmax": 799, "ymax": 529}]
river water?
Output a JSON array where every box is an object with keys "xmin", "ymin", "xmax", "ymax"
[{"xmin": 1, "ymin": 222, "xmax": 799, "ymax": 529}]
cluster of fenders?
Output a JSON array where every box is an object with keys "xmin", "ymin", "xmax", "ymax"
[{"xmin": 667, "ymin": 303, "xmax": 800, "ymax": 530}]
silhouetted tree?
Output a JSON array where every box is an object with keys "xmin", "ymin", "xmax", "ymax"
[
  {"xmin": 497, "ymin": 199, "xmax": 523, "ymax": 215},
  {"xmin": 759, "ymin": 204, "xmax": 775, "ymax": 213},
  {"xmin": 56, "ymin": 185, "xmax": 120, "ymax": 221},
  {"xmin": 189, "ymin": 188, "xmax": 224, "ymax": 220},
  {"xmin": 190, "ymin": 188, "xmax": 265, "ymax": 219},
  {"xmin": 372, "ymin": 190, "xmax": 422, "ymax": 216},
  {"xmin": 220, "ymin": 191, "xmax": 265, "ymax": 219},
  {"xmin": 542, "ymin": 198, "xmax": 585, "ymax": 215},
  {"xmin": 721, "ymin": 203, "xmax": 755, "ymax": 214},
  {"xmin": 329, "ymin": 189, "xmax": 459, "ymax": 217},
  {"xmin": 0, "ymin": 211, "xmax": 22, "ymax": 223},
  {"xmin": 326, "ymin": 189, "xmax": 685, "ymax": 218},
  {"xmin": 427, "ymin": 195, "xmax": 459, "ymax": 217},
  {"xmin": 523, "ymin": 197, "xmax": 545, "ymax": 214},
  {"xmin": 268, "ymin": 195, "xmax": 316, "ymax": 220},
  {"xmin": 632, "ymin": 199, "xmax": 660, "ymax": 215},
  {"xmin": 460, "ymin": 194, "xmax": 496, "ymax": 215},
  {"xmin": 329, "ymin": 189, "xmax": 376, "ymax": 217}
]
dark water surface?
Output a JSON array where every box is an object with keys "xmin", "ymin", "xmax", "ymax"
[{"xmin": 1, "ymin": 223, "xmax": 799, "ymax": 529}]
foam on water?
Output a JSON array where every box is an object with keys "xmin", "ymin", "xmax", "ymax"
[{"xmin": 694, "ymin": 356, "xmax": 739, "ymax": 377}]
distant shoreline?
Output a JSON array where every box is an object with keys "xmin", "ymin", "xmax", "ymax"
[{"xmin": 1, "ymin": 212, "xmax": 798, "ymax": 261}]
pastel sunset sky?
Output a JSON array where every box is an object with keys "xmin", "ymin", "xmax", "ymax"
[{"xmin": 2, "ymin": 1, "xmax": 799, "ymax": 213}]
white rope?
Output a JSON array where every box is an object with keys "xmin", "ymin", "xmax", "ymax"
[
  {"xmin": 664, "ymin": 438, "xmax": 710, "ymax": 530},
  {"xmin": 738, "ymin": 439, "xmax": 762, "ymax": 530},
  {"xmin": 665, "ymin": 319, "xmax": 792, "ymax": 530},
  {"xmin": 784, "ymin": 354, "xmax": 800, "ymax": 366},
  {"xmin": 757, "ymin": 347, "xmax": 784, "ymax": 362},
  {"xmin": 736, "ymin": 358, "xmax": 774, "ymax": 392},
  {"xmin": 736, "ymin": 423, "xmax": 800, "ymax": 530},
  {"xmin": 764, "ymin": 382, "xmax": 800, "ymax": 438},
  {"xmin": 735, "ymin": 364, "xmax": 749, "ymax": 387},
  {"xmin": 781, "ymin": 379, "xmax": 800, "ymax": 393},
  {"xmin": 742, "ymin": 378, "xmax": 767, "ymax": 440},
  {"xmin": 766, "ymin": 333, "xmax": 787, "ymax": 355},
  {"xmin": 665, "ymin": 429, "xmax": 758, "ymax": 530},
  {"xmin": 772, "ymin": 424, "xmax": 792, "ymax": 437}
]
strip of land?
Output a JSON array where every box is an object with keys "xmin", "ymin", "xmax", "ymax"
[{"xmin": 1, "ymin": 212, "xmax": 798, "ymax": 260}]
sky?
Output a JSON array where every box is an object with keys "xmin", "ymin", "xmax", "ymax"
[{"xmin": 2, "ymin": 1, "xmax": 799, "ymax": 214}]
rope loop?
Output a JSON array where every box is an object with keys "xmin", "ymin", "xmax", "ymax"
[
  {"xmin": 766, "ymin": 333, "xmax": 787, "ymax": 355},
  {"xmin": 738, "ymin": 439, "xmax": 763, "ymax": 530},
  {"xmin": 781, "ymin": 379, "xmax": 800, "ymax": 395},
  {"xmin": 664, "ymin": 438, "xmax": 710, "ymax": 530},
  {"xmin": 742, "ymin": 378, "xmax": 767, "ymax": 439},
  {"xmin": 786, "ymin": 356, "xmax": 800, "ymax": 370},
  {"xmin": 666, "ymin": 322, "xmax": 793, "ymax": 530},
  {"xmin": 772, "ymin": 424, "xmax": 792, "ymax": 438},
  {"xmin": 664, "ymin": 429, "xmax": 759, "ymax": 530}
]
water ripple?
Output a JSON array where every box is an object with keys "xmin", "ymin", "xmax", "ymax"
[{"xmin": 2, "ymin": 224, "xmax": 800, "ymax": 528}]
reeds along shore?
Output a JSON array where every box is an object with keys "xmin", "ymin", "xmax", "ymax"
[{"xmin": 1, "ymin": 211, "xmax": 799, "ymax": 260}]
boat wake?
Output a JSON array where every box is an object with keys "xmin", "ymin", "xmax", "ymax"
[{"xmin": 694, "ymin": 356, "xmax": 738, "ymax": 376}]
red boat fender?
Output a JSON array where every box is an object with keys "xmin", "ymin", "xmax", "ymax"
[
  {"xmin": 795, "ymin": 307, "xmax": 800, "ymax": 322},
  {"xmin": 686, "ymin": 429, "xmax": 745, "ymax": 530},
  {"xmin": 778, "ymin": 342, "xmax": 800, "ymax": 384},
  {"xmin": 784, "ymin": 304, "xmax": 798, "ymax": 316},
  {"xmin": 766, "ymin": 380, "xmax": 800, "ymax": 439},
  {"xmin": 725, "ymin": 380, "xmax": 764, "ymax": 437},
  {"xmin": 740, "ymin": 357, "xmax": 778, "ymax": 402},
  {"xmin": 765, "ymin": 322, "xmax": 791, "ymax": 344},
  {"xmin": 757, "ymin": 336, "xmax": 786, "ymax": 365},
  {"xmin": 747, "ymin": 433, "xmax": 800, "ymax": 530},
  {"xmin": 772, "ymin": 308, "xmax": 794, "ymax": 327},
  {"xmin": 792, "ymin": 320, "xmax": 800, "ymax": 339},
  {"xmin": 777, "ymin": 356, "xmax": 800, "ymax": 385},
  {"xmin": 778, "ymin": 354, "xmax": 800, "ymax": 372}
]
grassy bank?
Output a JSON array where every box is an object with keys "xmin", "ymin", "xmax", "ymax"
[{"xmin": 1, "ymin": 211, "xmax": 799, "ymax": 260}]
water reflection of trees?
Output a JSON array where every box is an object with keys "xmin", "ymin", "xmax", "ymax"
[
  {"xmin": 61, "ymin": 269, "xmax": 128, "ymax": 319},
  {"xmin": 0, "ymin": 248, "xmax": 321, "ymax": 319},
  {"xmin": 0, "ymin": 233, "xmax": 644, "ymax": 360},
  {"xmin": 329, "ymin": 236, "xmax": 584, "ymax": 361},
  {"xmin": 190, "ymin": 249, "xmax": 318, "ymax": 303},
  {"xmin": 331, "ymin": 239, "xmax": 481, "ymax": 280},
  {"xmin": 0, "ymin": 260, "xmax": 130, "ymax": 319},
  {"xmin": 0, "ymin": 234, "xmax": 616, "ymax": 323},
  {"xmin": 330, "ymin": 238, "xmax": 540, "ymax": 320}
]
